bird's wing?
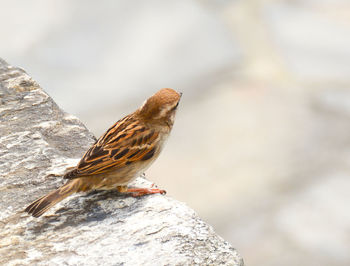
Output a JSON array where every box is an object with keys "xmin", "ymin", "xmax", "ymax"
[{"xmin": 64, "ymin": 115, "xmax": 159, "ymax": 179}]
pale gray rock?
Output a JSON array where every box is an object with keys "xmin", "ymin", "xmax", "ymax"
[{"xmin": 0, "ymin": 58, "xmax": 243, "ymax": 266}]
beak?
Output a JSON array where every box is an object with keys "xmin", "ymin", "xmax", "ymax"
[{"xmin": 179, "ymin": 92, "xmax": 183, "ymax": 97}]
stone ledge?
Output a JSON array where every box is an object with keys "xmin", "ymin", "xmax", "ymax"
[{"xmin": 0, "ymin": 58, "xmax": 243, "ymax": 266}]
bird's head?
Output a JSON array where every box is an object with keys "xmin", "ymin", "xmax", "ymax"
[{"xmin": 138, "ymin": 88, "xmax": 182, "ymax": 127}]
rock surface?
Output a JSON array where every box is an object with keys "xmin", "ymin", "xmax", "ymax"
[{"xmin": 0, "ymin": 58, "xmax": 243, "ymax": 266}]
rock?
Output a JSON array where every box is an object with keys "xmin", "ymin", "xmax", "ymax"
[{"xmin": 0, "ymin": 58, "xmax": 243, "ymax": 266}]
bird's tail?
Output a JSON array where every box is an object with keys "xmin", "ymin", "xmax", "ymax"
[{"xmin": 25, "ymin": 179, "xmax": 81, "ymax": 218}]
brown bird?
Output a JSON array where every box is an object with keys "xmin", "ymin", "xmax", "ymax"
[{"xmin": 25, "ymin": 88, "xmax": 182, "ymax": 217}]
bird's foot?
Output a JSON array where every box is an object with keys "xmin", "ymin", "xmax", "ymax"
[
  {"xmin": 117, "ymin": 186, "xmax": 166, "ymax": 197},
  {"xmin": 128, "ymin": 187, "xmax": 166, "ymax": 197}
]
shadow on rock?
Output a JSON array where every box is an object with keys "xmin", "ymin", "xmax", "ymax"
[{"xmin": 24, "ymin": 190, "xmax": 147, "ymax": 237}]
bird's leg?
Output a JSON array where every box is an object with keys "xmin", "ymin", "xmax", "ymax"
[
  {"xmin": 125, "ymin": 187, "xmax": 166, "ymax": 197},
  {"xmin": 117, "ymin": 185, "xmax": 166, "ymax": 197}
]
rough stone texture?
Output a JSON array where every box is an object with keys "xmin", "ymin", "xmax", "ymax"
[{"xmin": 0, "ymin": 58, "xmax": 243, "ymax": 266}]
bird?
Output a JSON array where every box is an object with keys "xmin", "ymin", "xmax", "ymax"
[{"xmin": 25, "ymin": 88, "xmax": 182, "ymax": 217}]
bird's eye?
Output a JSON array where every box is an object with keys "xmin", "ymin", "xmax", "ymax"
[{"xmin": 171, "ymin": 102, "xmax": 179, "ymax": 111}]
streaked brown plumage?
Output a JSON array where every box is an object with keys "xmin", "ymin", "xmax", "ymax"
[{"xmin": 25, "ymin": 88, "xmax": 181, "ymax": 217}]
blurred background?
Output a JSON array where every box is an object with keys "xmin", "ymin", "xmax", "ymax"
[{"xmin": 1, "ymin": 0, "xmax": 350, "ymax": 265}]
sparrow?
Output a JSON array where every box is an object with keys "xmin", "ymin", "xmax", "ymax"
[{"xmin": 25, "ymin": 88, "xmax": 181, "ymax": 217}]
